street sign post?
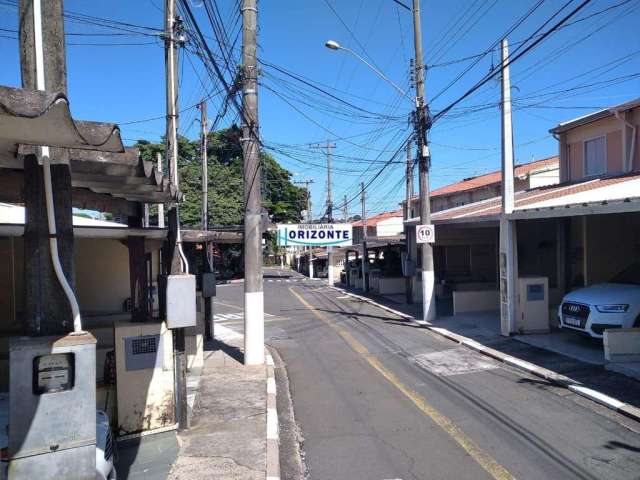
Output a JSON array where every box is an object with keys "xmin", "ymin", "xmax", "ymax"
[
  {"xmin": 277, "ymin": 223, "xmax": 353, "ymax": 247},
  {"xmin": 416, "ymin": 224, "xmax": 435, "ymax": 244}
]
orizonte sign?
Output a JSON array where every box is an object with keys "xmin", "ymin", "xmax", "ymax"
[{"xmin": 277, "ymin": 223, "xmax": 352, "ymax": 247}]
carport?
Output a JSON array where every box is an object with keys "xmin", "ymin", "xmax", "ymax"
[{"xmin": 405, "ymin": 171, "xmax": 640, "ymax": 346}]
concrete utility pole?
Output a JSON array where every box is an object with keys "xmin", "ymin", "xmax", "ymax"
[
  {"xmin": 405, "ymin": 142, "xmax": 414, "ymax": 304},
  {"xmin": 200, "ymin": 101, "xmax": 208, "ymax": 231},
  {"xmin": 241, "ymin": 0, "xmax": 264, "ymax": 366},
  {"xmin": 343, "ymin": 194, "xmax": 348, "ymax": 221},
  {"xmin": 499, "ymin": 38, "xmax": 517, "ymax": 337},
  {"xmin": 200, "ymin": 100, "xmax": 213, "ymax": 341},
  {"xmin": 311, "ymin": 141, "xmax": 336, "ymax": 285},
  {"xmin": 20, "ymin": 0, "xmax": 75, "ymax": 335},
  {"xmin": 295, "ymin": 179, "xmax": 314, "ymax": 278},
  {"xmin": 412, "ymin": 0, "xmax": 435, "ymax": 322},
  {"xmin": 157, "ymin": 152, "xmax": 165, "ymax": 227},
  {"xmin": 361, "ymin": 182, "xmax": 368, "ymax": 292},
  {"xmin": 164, "ymin": 0, "xmax": 189, "ymax": 428},
  {"xmin": 310, "ymin": 141, "xmax": 336, "ymax": 222}
]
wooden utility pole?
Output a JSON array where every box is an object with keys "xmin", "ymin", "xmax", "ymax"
[
  {"xmin": 241, "ymin": 0, "xmax": 264, "ymax": 366},
  {"xmin": 20, "ymin": 0, "xmax": 75, "ymax": 335},
  {"xmin": 405, "ymin": 142, "xmax": 414, "ymax": 304},
  {"xmin": 361, "ymin": 182, "xmax": 368, "ymax": 292},
  {"xmin": 412, "ymin": 0, "xmax": 435, "ymax": 322},
  {"xmin": 499, "ymin": 38, "xmax": 517, "ymax": 336}
]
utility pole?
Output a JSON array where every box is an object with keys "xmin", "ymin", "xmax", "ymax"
[
  {"xmin": 295, "ymin": 179, "xmax": 314, "ymax": 278},
  {"xmin": 311, "ymin": 141, "xmax": 336, "ymax": 285},
  {"xmin": 404, "ymin": 142, "xmax": 414, "ymax": 304},
  {"xmin": 343, "ymin": 194, "xmax": 348, "ymax": 221},
  {"xmin": 164, "ymin": 0, "xmax": 189, "ymax": 429},
  {"xmin": 200, "ymin": 101, "xmax": 208, "ymax": 231},
  {"xmin": 200, "ymin": 100, "xmax": 213, "ymax": 341},
  {"xmin": 412, "ymin": 0, "xmax": 435, "ymax": 322},
  {"xmin": 157, "ymin": 152, "xmax": 165, "ymax": 227},
  {"xmin": 361, "ymin": 182, "xmax": 368, "ymax": 292},
  {"xmin": 499, "ymin": 38, "xmax": 517, "ymax": 337},
  {"xmin": 310, "ymin": 141, "xmax": 336, "ymax": 222},
  {"xmin": 241, "ymin": 0, "xmax": 264, "ymax": 366}
]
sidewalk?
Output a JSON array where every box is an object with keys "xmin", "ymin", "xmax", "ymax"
[
  {"xmin": 167, "ymin": 326, "xmax": 278, "ymax": 480},
  {"xmin": 336, "ymin": 284, "xmax": 640, "ymax": 418}
]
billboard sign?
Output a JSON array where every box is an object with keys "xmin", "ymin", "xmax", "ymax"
[{"xmin": 277, "ymin": 223, "xmax": 353, "ymax": 247}]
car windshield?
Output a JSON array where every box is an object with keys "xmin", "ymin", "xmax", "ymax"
[{"xmin": 610, "ymin": 263, "xmax": 640, "ymax": 285}]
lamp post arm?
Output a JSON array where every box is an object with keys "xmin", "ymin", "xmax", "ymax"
[{"xmin": 339, "ymin": 46, "xmax": 412, "ymax": 102}]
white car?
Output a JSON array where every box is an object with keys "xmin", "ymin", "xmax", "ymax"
[
  {"xmin": 96, "ymin": 410, "xmax": 117, "ymax": 480},
  {"xmin": 558, "ymin": 264, "xmax": 640, "ymax": 339},
  {"xmin": 0, "ymin": 400, "xmax": 116, "ymax": 480}
]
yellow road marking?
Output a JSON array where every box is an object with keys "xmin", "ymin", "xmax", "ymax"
[{"xmin": 289, "ymin": 287, "xmax": 516, "ymax": 480}]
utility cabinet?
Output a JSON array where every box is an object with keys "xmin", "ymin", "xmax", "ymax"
[
  {"xmin": 114, "ymin": 321, "xmax": 175, "ymax": 437},
  {"xmin": 516, "ymin": 276, "xmax": 549, "ymax": 333},
  {"xmin": 166, "ymin": 274, "xmax": 196, "ymax": 329}
]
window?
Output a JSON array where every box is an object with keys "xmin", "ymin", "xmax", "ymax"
[{"xmin": 584, "ymin": 136, "xmax": 606, "ymax": 176}]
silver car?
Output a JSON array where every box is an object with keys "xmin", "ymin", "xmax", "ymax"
[{"xmin": 558, "ymin": 263, "xmax": 640, "ymax": 338}]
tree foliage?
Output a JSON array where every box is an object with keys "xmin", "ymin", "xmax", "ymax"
[{"xmin": 134, "ymin": 126, "xmax": 307, "ymax": 228}]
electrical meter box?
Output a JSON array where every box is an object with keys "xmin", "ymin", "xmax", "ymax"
[
  {"xmin": 517, "ymin": 276, "xmax": 550, "ymax": 333},
  {"xmin": 8, "ymin": 333, "xmax": 96, "ymax": 479},
  {"xmin": 201, "ymin": 272, "xmax": 216, "ymax": 298},
  {"xmin": 166, "ymin": 274, "xmax": 197, "ymax": 329}
]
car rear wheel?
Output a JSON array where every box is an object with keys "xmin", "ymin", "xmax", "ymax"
[{"xmin": 634, "ymin": 315, "xmax": 640, "ymax": 328}]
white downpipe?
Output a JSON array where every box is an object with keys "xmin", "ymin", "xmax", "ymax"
[
  {"xmin": 34, "ymin": 0, "xmax": 83, "ymax": 333},
  {"xmin": 612, "ymin": 109, "xmax": 637, "ymax": 172}
]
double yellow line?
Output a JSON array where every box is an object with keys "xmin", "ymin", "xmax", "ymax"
[{"xmin": 289, "ymin": 287, "xmax": 515, "ymax": 480}]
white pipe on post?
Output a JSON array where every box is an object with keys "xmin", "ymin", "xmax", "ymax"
[{"xmin": 34, "ymin": 0, "xmax": 83, "ymax": 334}]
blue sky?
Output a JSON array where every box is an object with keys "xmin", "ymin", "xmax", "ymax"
[{"xmin": 1, "ymin": 0, "xmax": 639, "ymax": 218}]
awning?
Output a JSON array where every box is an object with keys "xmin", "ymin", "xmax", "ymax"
[{"xmin": 0, "ymin": 86, "xmax": 124, "ymax": 158}]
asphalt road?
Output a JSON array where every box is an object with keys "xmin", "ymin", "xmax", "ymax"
[{"xmin": 214, "ymin": 267, "xmax": 640, "ymax": 480}]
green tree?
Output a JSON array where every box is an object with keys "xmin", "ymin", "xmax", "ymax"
[{"xmin": 133, "ymin": 127, "xmax": 307, "ymax": 228}]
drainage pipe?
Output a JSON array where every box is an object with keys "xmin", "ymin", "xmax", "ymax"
[{"xmin": 34, "ymin": 0, "xmax": 83, "ymax": 333}]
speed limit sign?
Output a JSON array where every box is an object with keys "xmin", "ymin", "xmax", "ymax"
[{"xmin": 416, "ymin": 224, "xmax": 435, "ymax": 243}]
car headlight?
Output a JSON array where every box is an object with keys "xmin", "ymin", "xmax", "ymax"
[{"xmin": 595, "ymin": 304, "xmax": 629, "ymax": 313}]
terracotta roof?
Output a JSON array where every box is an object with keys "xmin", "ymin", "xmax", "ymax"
[
  {"xmin": 428, "ymin": 172, "xmax": 640, "ymax": 222},
  {"xmin": 417, "ymin": 156, "xmax": 559, "ymax": 199},
  {"xmin": 352, "ymin": 208, "xmax": 403, "ymax": 227}
]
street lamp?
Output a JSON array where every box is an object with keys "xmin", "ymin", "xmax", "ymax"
[{"xmin": 324, "ymin": 39, "xmax": 412, "ymax": 102}]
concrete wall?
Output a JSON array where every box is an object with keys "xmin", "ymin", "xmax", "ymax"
[
  {"xmin": 75, "ymin": 238, "xmax": 130, "ymax": 315},
  {"xmin": 561, "ymin": 108, "xmax": 640, "ymax": 182},
  {"xmin": 585, "ymin": 212, "xmax": 640, "ymax": 285},
  {"xmin": 376, "ymin": 216, "xmax": 404, "ymax": 237},
  {"xmin": 453, "ymin": 290, "xmax": 499, "ymax": 314}
]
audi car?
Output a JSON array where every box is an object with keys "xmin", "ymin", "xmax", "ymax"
[{"xmin": 558, "ymin": 263, "xmax": 640, "ymax": 338}]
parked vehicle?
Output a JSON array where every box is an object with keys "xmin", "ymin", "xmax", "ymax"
[
  {"xmin": 558, "ymin": 263, "xmax": 640, "ymax": 338},
  {"xmin": 0, "ymin": 398, "xmax": 116, "ymax": 480},
  {"xmin": 96, "ymin": 410, "xmax": 117, "ymax": 480}
]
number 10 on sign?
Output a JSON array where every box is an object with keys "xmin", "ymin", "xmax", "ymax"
[{"xmin": 416, "ymin": 224, "xmax": 435, "ymax": 243}]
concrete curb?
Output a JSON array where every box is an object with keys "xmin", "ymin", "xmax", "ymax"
[
  {"xmin": 330, "ymin": 286, "xmax": 640, "ymax": 424},
  {"xmin": 265, "ymin": 350, "xmax": 281, "ymax": 480}
]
